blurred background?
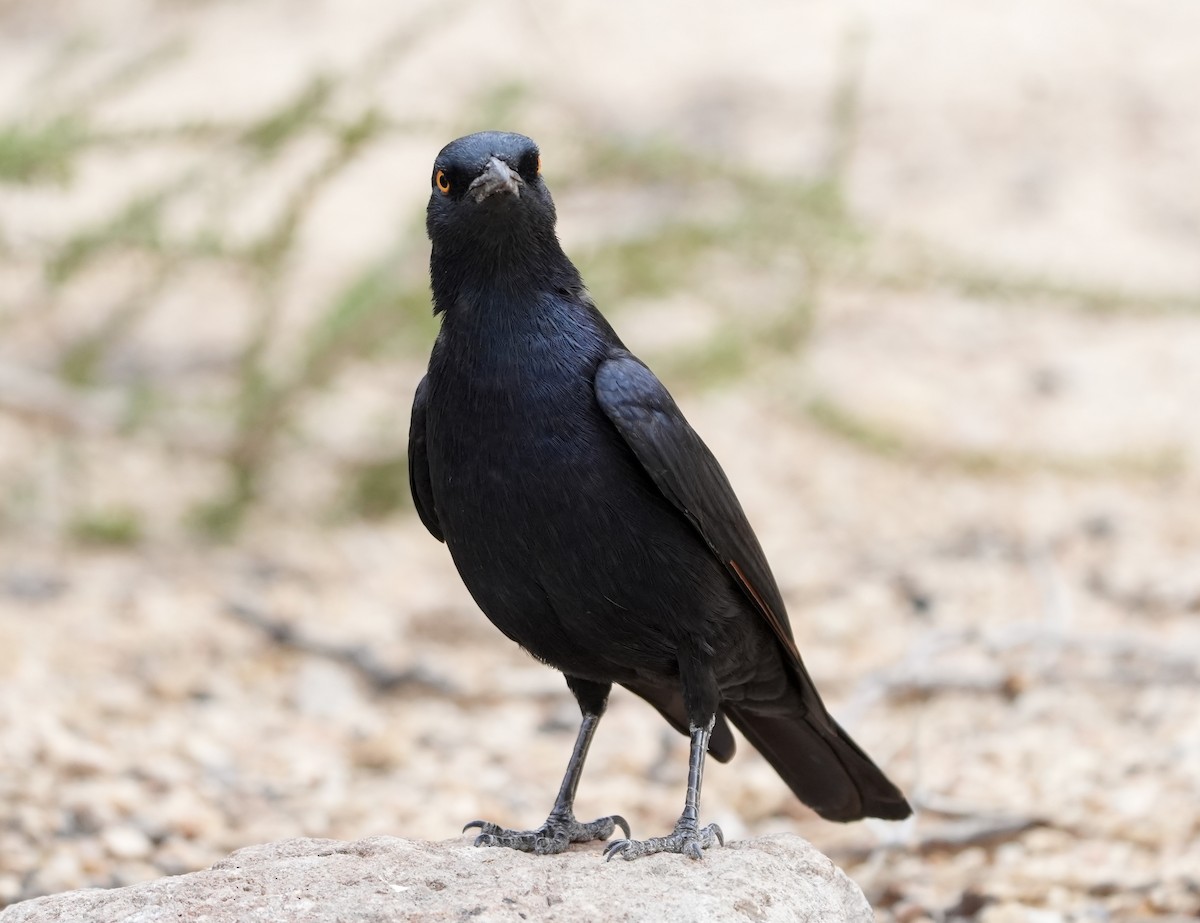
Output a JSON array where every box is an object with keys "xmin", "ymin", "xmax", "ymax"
[{"xmin": 1, "ymin": 0, "xmax": 1198, "ymax": 920}]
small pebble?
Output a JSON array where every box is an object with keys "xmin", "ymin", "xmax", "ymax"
[{"xmin": 102, "ymin": 826, "xmax": 153, "ymax": 861}]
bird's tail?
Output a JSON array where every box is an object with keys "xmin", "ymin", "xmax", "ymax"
[{"xmin": 724, "ymin": 704, "xmax": 911, "ymax": 822}]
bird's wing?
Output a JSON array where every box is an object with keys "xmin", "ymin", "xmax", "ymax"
[
  {"xmin": 594, "ymin": 351, "xmax": 826, "ymax": 719},
  {"xmin": 408, "ymin": 375, "xmax": 444, "ymax": 542}
]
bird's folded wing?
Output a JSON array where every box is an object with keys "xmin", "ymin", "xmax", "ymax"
[
  {"xmin": 594, "ymin": 351, "xmax": 827, "ymax": 719},
  {"xmin": 408, "ymin": 375, "xmax": 445, "ymax": 542}
]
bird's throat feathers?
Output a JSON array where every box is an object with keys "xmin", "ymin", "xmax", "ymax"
[{"xmin": 429, "ymin": 229, "xmax": 579, "ymax": 318}]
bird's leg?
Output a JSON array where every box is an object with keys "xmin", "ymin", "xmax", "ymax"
[
  {"xmin": 603, "ymin": 717, "xmax": 724, "ymax": 861},
  {"xmin": 464, "ymin": 677, "xmax": 629, "ymax": 855}
]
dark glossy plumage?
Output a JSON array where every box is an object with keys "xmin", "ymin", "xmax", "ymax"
[{"xmin": 410, "ymin": 132, "xmax": 910, "ymax": 858}]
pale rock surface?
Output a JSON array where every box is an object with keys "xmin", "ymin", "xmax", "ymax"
[{"xmin": 0, "ymin": 835, "xmax": 871, "ymax": 923}]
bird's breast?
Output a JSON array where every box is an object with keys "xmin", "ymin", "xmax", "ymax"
[
  {"xmin": 419, "ymin": 313, "xmax": 735, "ymax": 676},
  {"xmin": 424, "ymin": 315, "xmax": 610, "ymax": 508}
]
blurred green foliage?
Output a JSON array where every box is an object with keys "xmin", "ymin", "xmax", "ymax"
[
  {"xmin": 0, "ymin": 116, "xmax": 90, "ymax": 183},
  {"xmin": 0, "ymin": 22, "xmax": 1189, "ymax": 545},
  {"xmin": 69, "ymin": 507, "xmax": 143, "ymax": 547}
]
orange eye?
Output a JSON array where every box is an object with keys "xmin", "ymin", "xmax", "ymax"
[
  {"xmin": 536, "ymin": 154, "xmax": 542, "ymax": 174},
  {"xmin": 435, "ymin": 169, "xmax": 450, "ymax": 194}
]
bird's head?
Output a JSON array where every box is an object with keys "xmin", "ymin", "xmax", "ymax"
[
  {"xmin": 426, "ymin": 132, "xmax": 572, "ymax": 312},
  {"xmin": 427, "ymin": 131, "xmax": 556, "ymax": 246}
]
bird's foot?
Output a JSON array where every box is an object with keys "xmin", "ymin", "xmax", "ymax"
[
  {"xmin": 603, "ymin": 818, "xmax": 724, "ymax": 862},
  {"xmin": 463, "ymin": 812, "xmax": 630, "ymax": 855}
]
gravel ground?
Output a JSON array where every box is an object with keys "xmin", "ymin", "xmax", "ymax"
[{"xmin": 1, "ymin": 1, "xmax": 1199, "ymax": 921}]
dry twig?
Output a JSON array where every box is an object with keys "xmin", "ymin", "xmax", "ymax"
[{"xmin": 224, "ymin": 598, "xmax": 455, "ymax": 696}]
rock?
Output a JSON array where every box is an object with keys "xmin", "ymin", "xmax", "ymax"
[{"xmin": 0, "ymin": 834, "xmax": 873, "ymax": 922}]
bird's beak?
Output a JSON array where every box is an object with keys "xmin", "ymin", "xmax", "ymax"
[{"xmin": 468, "ymin": 157, "xmax": 523, "ymax": 203}]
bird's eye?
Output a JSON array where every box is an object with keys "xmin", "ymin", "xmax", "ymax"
[
  {"xmin": 518, "ymin": 150, "xmax": 541, "ymax": 180},
  {"xmin": 435, "ymin": 170, "xmax": 451, "ymax": 194}
]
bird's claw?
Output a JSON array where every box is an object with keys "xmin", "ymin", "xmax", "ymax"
[
  {"xmin": 603, "ymin": 822, "xmax": 724, "ymax": 862},
  {"xmin": 462, "ymin": 812, "xmax": 628, "ymax": 854},
  {"xmin": 463, "ymin": 820, "xmax": 517, "ymax": 850}
]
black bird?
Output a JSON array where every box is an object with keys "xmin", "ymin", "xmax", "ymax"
[{"xmin": 409, "ymin": 131, "xmax": 910, "ymax": 861}]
